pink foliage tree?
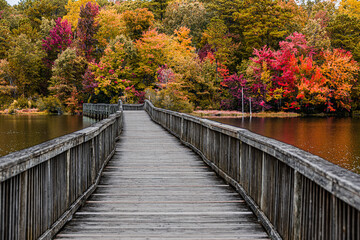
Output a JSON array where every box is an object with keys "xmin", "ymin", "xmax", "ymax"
[{"xmin": 42, "ymin": 17, "xmax": 73, "ymax": 67}]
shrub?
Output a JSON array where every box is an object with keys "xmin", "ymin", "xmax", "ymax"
[{"xmin": 36, "ymin": 96, "xmax": 63, "ymax": 114}]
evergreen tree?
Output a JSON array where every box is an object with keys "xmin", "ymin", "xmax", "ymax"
[
  {"xmin": 233, "ymin": 0, "xmax": 294, "ymax": 59},
  {"xmin": 327, "ymin": 14, "xmax": 360, "ymax": 61}
]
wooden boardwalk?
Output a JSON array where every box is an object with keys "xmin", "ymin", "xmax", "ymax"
[{"xmin": 55, "ymin": 111, "xmax": 269, "ymax": 240}]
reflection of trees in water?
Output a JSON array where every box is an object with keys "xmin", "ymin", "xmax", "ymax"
[{"xmin": 0, "ymin": 115, "xmax": 95, "ymax": 157}]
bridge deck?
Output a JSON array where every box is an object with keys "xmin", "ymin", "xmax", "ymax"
[{"xmin": 55, "ymin": 111, "xmax": 269, "ymax": 239}]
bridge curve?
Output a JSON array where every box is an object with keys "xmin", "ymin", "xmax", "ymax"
[{"xmin": 55, "ymin": 110, "xmax": 269, "ymax": 239}]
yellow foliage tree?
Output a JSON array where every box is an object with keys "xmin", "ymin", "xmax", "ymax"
[
  {"xmin": 95, "ymin": 7, "xmax": 124, "ymax": 49},
  {"xmin": 339, "ymin": 0, "xmax": 360, "ymax": 19},
  {"xmin": 63, "ymin": 0, "xmax": 98, "ymax": 29}
]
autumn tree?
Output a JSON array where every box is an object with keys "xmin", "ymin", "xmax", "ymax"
[
  {"xmin": 42, "ymin": 17, "xmax": 72, "ymax": 67},
  {"xmin": 39, "ymin": 17, "xmax": 56, "ymax": 38},
  {"xmin": 0, "ymin": 59, "xmax": 16, "ymax": 108},
  {"xmin": 0, "ymin": 0, "xmax": 8, "ymax": 10},
  {"xmin": 302, "ymin": 18, "xmax": 330, "ymax": 52},
  {"xmin": 95, "ymin": 7, "xmax": 123, "ymax": 49},
  {"xmin": 135, "ymin": 29, "xmax": 170, "ymax": 87},
  {"xmin": 339, "ymin": 0, "xmax": 360, "ymax": 19},
  {"xmin": 321, "ymin": 49, "xmax": 359, "ymax": 112},
  {"xmin": 49, "ymin": 48, "xmax": 87, "ymax": 113},
  {"xmin": 63, "ymin": 0, "xmax": 97, "ymax": 29},
  {"xmin": 278, "ymin": 0, "xmax": 307, "ymax": 32},
  {"xmin": 294, "ymin": 56, "xmax": 328, "ymax": 112},
  {"xmin": 114, "ymin": 0, "xmax": 147, "ymax": 13},
  {"xmin": 195, "ymin": 52, "xmax": 227, "ymax": 109},
  {"xmin": 222, "ymin": 74, "xmax": 249, "ymax": 110},
  {"xmin": 89, "ymin": 36, "xmax": 135, "ymax": 103},
  {"xmin": 11, "ymin": 20, "xmax": 40, "ymax": 41},
  {"xmin": 76, "ymin": 1, "xmax": 99, "ymax": 61},
  {"xmin": 201, "ymin": 18, "xmax": 237, "ymax": 69},
  {"xmin": 249, "ymin": 33, "xmax": 314, "ymax": 111},
  {"xmin": 121, "ymin": 8, "xmax": 154, "ymax": 40}
]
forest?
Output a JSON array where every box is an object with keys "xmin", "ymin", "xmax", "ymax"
[{"xmin": 0, "ymin": 0, "xmax": 359, "ymax": 114}]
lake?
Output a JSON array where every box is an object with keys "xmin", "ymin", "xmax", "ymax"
[
  {"xmin": 208, "ymin": 117, "xmax": 360, "ymax": 174},
  {"xmin": 0, "ymin": 115, "xmax": 96, "ymax": 157}
]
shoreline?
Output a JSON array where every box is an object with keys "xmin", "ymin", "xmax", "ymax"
[
  {"xmin": 0, "ymin": 109, "xmax": 48, "ymax": 115},
  {"xmin": 191, "ymin": 110, "xmax": 301, "ymax": 118}
]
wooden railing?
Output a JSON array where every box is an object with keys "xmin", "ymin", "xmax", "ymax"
[
  {"xmin": 83, "ymin": 102, "xmax": 121, "ymax": 119},
  {"xmin": 144, "ymin": 100, "xmax": 360, "ymax": 240},
  {"xmin": 122, "ymin": 103, "xmax": 144, "ymax": 111},
  {"xmin": 0, "ymin": 105, "xmax": 123, "ymax": 240}
]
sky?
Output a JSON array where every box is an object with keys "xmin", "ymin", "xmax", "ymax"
[{"xmin": 6, "ymin": 0, "xmax": 19, "ymax": 6}]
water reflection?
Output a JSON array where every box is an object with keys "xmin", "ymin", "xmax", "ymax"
[
  {"xmin": 208, "ymin": 117, "xmax": 360, "ymax": 174},
  {"xmin": 0, "ymin": 115, "xmax": 96, "ymax": 156}
]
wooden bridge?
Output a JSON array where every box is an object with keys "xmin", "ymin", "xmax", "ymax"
[{"xmin": 1, "ymin": 100, "xmax": 360, "ymax": 240}]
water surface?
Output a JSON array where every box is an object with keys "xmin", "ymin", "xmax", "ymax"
[
  {"xmin": 208, "ymin": 117, "xmax": 360, "ymax": 174},
  {"xmin": 0, "ymin": 115, "xmax": 96, "ymax": 157}
]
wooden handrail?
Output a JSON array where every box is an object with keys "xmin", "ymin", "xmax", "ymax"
[
  {"xmin": 0, "ymin": 104, "xmax": 123, "ymax": 240},
  {"xmin": 144, "ymin": 99, "xmax": 360, "ymax": 240}
]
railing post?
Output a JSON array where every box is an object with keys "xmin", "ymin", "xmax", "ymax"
[
  {"xmin": 66, "ymin": 150, "xmax": 71, "ymax": 207},
  {"xmin": 91, "ymin": 139, "xmax": 96, "ymax": 183},
  {"xmin": 293, "ymin": 170, "xmax": 303, "ymax": 240},
  {"xmin": 19, "ymin": 171, "xmax": 28, "ymax": 240}
]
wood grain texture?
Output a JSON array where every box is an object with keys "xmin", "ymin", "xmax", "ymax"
[{"xmin": 54, "ymin": 111, "xmax": 269, "ymax": 240}]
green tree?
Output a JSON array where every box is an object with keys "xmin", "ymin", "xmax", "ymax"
[
  {"xmin": 203, "ymin": 0, "xmax": 242, "ymax": 34},
  {"xmin": 233, "ymin": 0, "xmax": 294, "ymax": 58},
  {"xmin": 114, "ymin": 0, "xmax": 147, "ymax": 13},
  {"xmin": 143, "ymin": 0, "xmax": 171, "ymax": 21},
  {"xmin": 7, "ymin": 34, "xmax": 46, "ymax": 96},
  {"xmin": 163, "ymin": 0, "xmax": 208, "ymax": 47},
  {"xmin": 17, "ymin": 0, "xmax": 66, "ymax": 29},
  {"xmin": 0, "ymin": 22, "xmax": 11, "ymax": 59},
  {"xmin": 327, "ymin": 14, "xmax": 360, "ymax": 61},
  {"xmin": 201, "ymin": 18, "xmax": 236, "ymax": 68},
  {"xmin": 0, "ymin": 0, "xmax": 9, "ymax": 10}
]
